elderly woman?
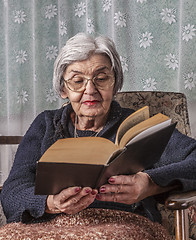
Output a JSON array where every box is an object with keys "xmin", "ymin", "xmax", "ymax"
[{"xmin": 1, "ymin": 33, "xmax": 196, "ymax": 239}]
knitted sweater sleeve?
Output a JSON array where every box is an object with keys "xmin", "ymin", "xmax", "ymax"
[
  {"xmin": 145, "ymin": 129, "xmax": 196, "ymax": 192},
  {"xmin": 1, "ymin": 111, "xmax": 50, "ymax": 223}
]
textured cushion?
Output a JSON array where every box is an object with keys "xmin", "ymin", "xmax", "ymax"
[{"xmin": 0, "ymin": 208, "xmax": 171, "ymax": 240}]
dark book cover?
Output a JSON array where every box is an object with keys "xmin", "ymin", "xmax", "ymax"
[{"xmin": 35, "ymin": 123, "xmax": 176, "ymax": 195}]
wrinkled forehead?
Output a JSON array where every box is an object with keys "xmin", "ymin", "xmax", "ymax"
[{"xmin": 64, "ymin": 54, "xmax": 113, "ymax": 76}]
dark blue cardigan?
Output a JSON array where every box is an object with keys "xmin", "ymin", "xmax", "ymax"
[{"xmin": 1, "ymin": 101, "xmax": 196, "ymax": 223}]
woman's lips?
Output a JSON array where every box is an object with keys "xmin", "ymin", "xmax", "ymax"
[{"xmin": 83, "ymin": 100, "xmax": 100, "ymax": 106}]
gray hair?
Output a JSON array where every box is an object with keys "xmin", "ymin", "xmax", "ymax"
[{"xmin": 53, "ymin": 33, "xmax": 123, "ymax": 96}]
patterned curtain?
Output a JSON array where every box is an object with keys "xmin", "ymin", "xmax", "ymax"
[{"xmin": 0, "ymin": 0, "xmax": 196, "ymax": 182}]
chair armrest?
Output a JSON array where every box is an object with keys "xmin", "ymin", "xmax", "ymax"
[
  {"xmin": 0, "ymin": 136, "xmax": 23, "ymax": 144},
  {"xmin": 165, "ymin": 191, "xmax": 196, "ymax": 210}
]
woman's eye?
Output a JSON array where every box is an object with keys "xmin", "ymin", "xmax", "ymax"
[
  {"xmin": 97, "ymin": 78, "xmax": 106, "ymax": 81},
  {"xmin": 96, "ymin": 76, "xmax": 108, "ymax": 82},
  {"xmin": 72, "ymin": 77, "xmax": 84, "ymax": 84},
  {"xmin": 95, "ymin": 73, "xmax": 107, "ymax": 79}
]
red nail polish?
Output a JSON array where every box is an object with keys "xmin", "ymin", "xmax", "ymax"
[
  {"xmin": 91, "ymin": 190, "xmax": 97, "ymax": 195},
  {"xmin": 96, "ymin": 194, "xmax": 102, "ymax": 200},
  {"xmin": 100, "ymin": 187, "xmax": 106, "ymax": 193},
  {"xmin": 75, "ymin": 187, "xmax": 81, "ymax": 193},
  {"xmin": 109, "ymin": 177, "xmax": 115, "ymax": 183},
  {"xmin": 85, "ymin": 188, "xmax": 91, "ymax": 194}
]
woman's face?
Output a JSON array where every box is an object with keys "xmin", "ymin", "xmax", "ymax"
[{"xmin": 61, "ymin": 54, "xmax": 115, "ymax": 119}]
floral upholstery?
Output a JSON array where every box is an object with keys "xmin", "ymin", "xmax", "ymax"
[
  {"xmin": 114, "ymin": 91, "xmax": 195, "ymax": 240},
  {"xmin": 114, "ymin": 91, "xmax": 191, "ymax": 136}
]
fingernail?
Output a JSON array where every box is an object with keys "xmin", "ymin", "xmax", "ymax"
[
  {"xmin": 96, "ymin": 194, "xmax": 102, "ymax": 200},
  {"xmin": 91, "ymin": 190, "xmax": 97, "ymax": 195},
  {"xmin": 109, "ymin": 177, "xmax": 115, "ymax": 183},
  {"xmin": 75, "ymin": 187, "xmax": 81, "ymax": 193},
  {"xmin": 100, "ymin": 186, "xmax": 106, "ymax": 193},
  {"xmin": 85, "ymin": 188, "xmax": 91, "ymax": 194}
]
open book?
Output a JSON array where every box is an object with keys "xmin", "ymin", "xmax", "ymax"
[{"xmin": 35, "ymin": 106, "xmax": 176, "ymax": 195}]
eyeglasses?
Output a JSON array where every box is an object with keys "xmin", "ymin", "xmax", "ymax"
[{"xmin": 63, "ymin": 73, "xmax": 115, "ymax": 92}]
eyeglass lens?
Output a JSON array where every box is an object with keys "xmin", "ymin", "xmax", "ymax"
[{"xmin": 65, "ymin": 73, "xmax": 114, "ymax": 92}]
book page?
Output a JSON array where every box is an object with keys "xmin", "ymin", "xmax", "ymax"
[
  {"xmin": 126, "ymin": 119, "xmax": 172, "ymax": 145},
  {"xmin": 119, "ymin": 113, "xmax": 170, "ymax": 148},
  {"xmin": 115, "ymin": 106, "xmax": 149, "ymax": 145},
  {"xmin": 39, "ymin": 137, "xmax": 119, "ymax": 165}
]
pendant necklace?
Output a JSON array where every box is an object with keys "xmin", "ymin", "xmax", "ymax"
[{"xmin": 74, "ymin": 114, "xmax": 103, "ymax": 138}]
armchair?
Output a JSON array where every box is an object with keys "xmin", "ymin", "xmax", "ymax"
[
  {"xmin": 0, "ymin": 91, "xmax": 195, "ymax": 240},
  {"xmin": 114, "ymin": 91, "xmax": 196, "ymax": 240}
]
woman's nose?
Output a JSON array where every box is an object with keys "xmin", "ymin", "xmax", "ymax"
[{"xmin": 84, "ymin": 79, "xmax": 97, "ymax": 94}]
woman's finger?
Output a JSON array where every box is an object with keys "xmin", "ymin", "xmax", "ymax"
[
  {"xmin": 99, "ymin": 184, "xmax": 124, "ymax": 194},
  {"xmin": 108, "ymin": 174, "xmax": 138, "ymax": 185},
  {"xmin": 96, "ymin": 192, "xmax": 133, "ymax": 204},
  {"xmin": 97, "ymin": 172, "xmax": 159, "ymax": 205},
  {"xmin": 46, "ymin": 187, "xmax": 82, "ymax": 213},
  {"xmin": 59, "ymin": 187, "xmax": 94, "ymax": 209},
  {"xmin": 64, "ymin": 190, "xmax": 97, "ymax": 214},
  {"xmin": 54, "ymin": 186, "xmax": 82, "ymax": 203},
  {"xmin": 47, "ymin": 187, "xmax": 96, "ymax": 213}
]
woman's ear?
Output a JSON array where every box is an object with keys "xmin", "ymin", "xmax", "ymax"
[{"xmin": 60, "ymin": 89, "xmax": 68, "ymax": 99}]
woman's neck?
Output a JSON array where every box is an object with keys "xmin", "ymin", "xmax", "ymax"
[{"xmin": 71, "ymin": 112, "xmax": 107, "ymax": 132}]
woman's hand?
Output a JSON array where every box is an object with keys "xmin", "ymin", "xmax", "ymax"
[
  {"xmin": 46, "ymin": 187, "xmax": 98, "ymax": 215},
  {"xmin": 96, "ymin": 172, "xmax": 172, "ymax": 205}
]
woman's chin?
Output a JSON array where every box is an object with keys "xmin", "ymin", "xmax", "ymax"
[{"xmin": 79, "ymin": 108, "xmax": 105, "ymax": 119}]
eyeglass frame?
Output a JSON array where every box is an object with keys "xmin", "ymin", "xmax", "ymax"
[{"xmin": 63, "ymin": 73, "xmax": 115, "ymax": 93}]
